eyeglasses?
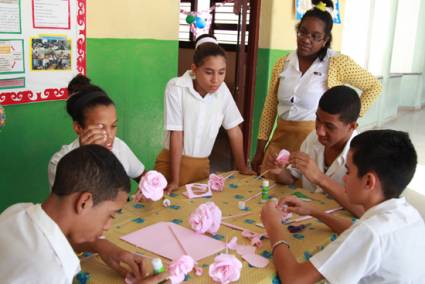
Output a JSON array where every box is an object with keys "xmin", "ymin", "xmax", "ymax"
[{"xmin": 297, "ymin": 28, "xmax": 326, "ymax": 42}]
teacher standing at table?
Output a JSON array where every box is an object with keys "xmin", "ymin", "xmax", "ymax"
[{"xmin": 251, "ymin": 0, "xmax": 382, "ymax": 174}]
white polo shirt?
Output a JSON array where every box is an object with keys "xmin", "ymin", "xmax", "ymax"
[
  {"xmin": 163, "ymin": 70, "xmax": 244, "ymax": 158},
  {"xmin": 0, "ymin": 203, "xmax": 80, "ymax": 284},
  {"xmin": 48, "ymin": 137, "xmax": 144, "ymax": 187},
  {"xmin": 310, "ymin": 197, "xmax": 425, "ymax": 283},
  {"xmin": 277, "ymin": 49, "xmax": 337, "ymax": 121},
  {"xmin": 290, "ymin": 130, "xmax": 356, "ymax": 192}
]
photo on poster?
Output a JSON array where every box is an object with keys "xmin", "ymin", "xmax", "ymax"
[
  {"xmin": 0, "ymin": 0, "xmax": 22, "ymax": 34},
  {"xmin": 0, "ymin": 39, "xmax": 24, "ymax": 74},
  {"xmin": 31, "ymin": 35, "xmax": 71, "ymax": 71}
]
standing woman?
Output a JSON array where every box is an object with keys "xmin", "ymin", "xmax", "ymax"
[{"xmin": 251, "ymin": 0, "xmax": 382, "ymax": 174}]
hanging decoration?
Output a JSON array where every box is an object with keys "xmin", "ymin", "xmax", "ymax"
[{"xmin": 180, "ymin": 0, "xmax": 242, "ymax": 39}]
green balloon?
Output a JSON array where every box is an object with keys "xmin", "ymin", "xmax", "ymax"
[{"xmin": 186, "ymin": 14, "xmax": 196, "ymax": 24}]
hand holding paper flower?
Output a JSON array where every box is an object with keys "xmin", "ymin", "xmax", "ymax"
[
  {"xmin": 189, "ymin": 202, "xmax": 222, "ymax": 234},
  {"xmin": 135, "ymin": 170, "xmax": 167, "ymax": 202},
  {"xmin": 276, "ymin": 148, "xmax": 290, "ymax": 165},
  {"xmin": 208, "ymin": 254, "xmax": 242, "ymax": 284}
]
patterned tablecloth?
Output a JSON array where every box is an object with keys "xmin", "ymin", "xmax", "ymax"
[{"xmin": 78, "ymin": 172, "xmax": 352, "ymax": 283}]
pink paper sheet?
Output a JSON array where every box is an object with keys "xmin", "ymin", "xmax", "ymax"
[{"xmin": 120, "ymin": 222, "xmax": 225, "ymax": 261}]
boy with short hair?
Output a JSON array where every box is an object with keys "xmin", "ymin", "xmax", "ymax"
[
  {"xmin": 0, "ymin": 145, "xmax": 167, "ymax": 284},
  {"xmin": 269, "ymin": 85, "xmax": 364, "ymax": 216},
  {"xmin": 261, "ymin": 130, "xmax": 425, "ymax": 283}
]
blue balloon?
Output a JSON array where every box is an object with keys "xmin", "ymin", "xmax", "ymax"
[{"xmin": 195, "ymin": 16, "xmax": 206, "ymax": 29}]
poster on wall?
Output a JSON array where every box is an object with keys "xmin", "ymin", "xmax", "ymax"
[
  {"xmin": 0, "ymin": 0, "xmax": 86, "ymax": 106},
  {"xmin": 295, "ymin": 0, "xmax": 341, "ymax": 24}
]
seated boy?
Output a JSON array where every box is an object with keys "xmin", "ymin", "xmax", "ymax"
[
  {"xmin": 269, "ymin": 86, "xmax": 363, "ymax": 216},
  {"xmin": 0, "ymin": 145, "xmax": 167, "ymax": 283},
  {"xmin": 261, "ymin": 130, "xmax": 425, "ymax": 283}
]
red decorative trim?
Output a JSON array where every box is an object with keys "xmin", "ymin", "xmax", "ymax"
[
  {"xmin": 0, "ymin": 88, "xmax": 68, "ymax": 105},
  {"xmin": 1, "ymin": 0, "xmax": 86, "ymax": 106},
  {"xmin": 77, "ymin": 0, "xmax": 87, "ymax": 75}
]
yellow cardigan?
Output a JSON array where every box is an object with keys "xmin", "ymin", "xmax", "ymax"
[{"xmin": 257, "ymin": 54, "xmax": 382, "ymax": 141}]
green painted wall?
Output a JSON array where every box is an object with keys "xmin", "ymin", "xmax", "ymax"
[
  {"xmin": 250, "ymin": 48, "xmax": 290, "ymax": 157},
  {"xmin": 0, "ymin": 38, "xmax": 178, "ymax": 211}
]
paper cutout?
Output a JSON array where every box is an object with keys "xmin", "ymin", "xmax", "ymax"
[
  {"xmin": 276, "ymin": 148, "xmax": 290, "ymax": 164},
  {"xmin": 120, "ymin": 222, "xmax": 225, "ymax": 261},
  {"xmin": 183, "ymin": 183, "xmax": 212, "ymax": 199},
  {"xmin": 241, "ymin": 253, "xmax": 269, "ymax": 268}
]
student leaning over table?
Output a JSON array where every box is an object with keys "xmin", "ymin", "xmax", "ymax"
[
  {"xmin": 261, "ymin": 130, "xmax": 425, "ymax": 284},
  {"xmin": 266, "ymin": 86, "xmax": 364, "ymax": 217},
  {"xmin": 0, "ymin": 145, "xmax": 168, "ymax": 284},
  {"xmin": 251, "ymin": 0, "xmax": 382, "ymax": 175}
]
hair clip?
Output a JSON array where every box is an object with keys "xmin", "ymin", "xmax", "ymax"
[{"xmin": 315, "ymin": 2, "xmax": 327, "ymax": 12}]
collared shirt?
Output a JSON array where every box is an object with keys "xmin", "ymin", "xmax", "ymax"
[
  {"xmin": 0, "ymin": 203, "xmax": 80, "ymax": 284},
  {"xmin": 310, "ymin": 197, "xmax": 425, "ymax": 283},
  {"xmin": 163, "ymin": 70, "xmax": 243, "ymax": 157},
  {"xmin": 277, "ymin": 49, "xmax": 337, "ymax": 121},
  {"xmin": 290, "ymin": 130, "xmax": 357, "ymax": 192},
  {"xmin": 48, "ymin": 137, "xmax": 144, "ymax": 187}
]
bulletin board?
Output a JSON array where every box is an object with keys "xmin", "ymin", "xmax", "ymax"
[{"xmin": 0, "ymin": 0, "xmax": 86, "ymax": 106}]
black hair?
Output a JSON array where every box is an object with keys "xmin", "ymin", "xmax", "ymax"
[
  {"xmin": 52, "ymin": 144, "xmax": 130, "ymax": 205},
  {"xmin": 66, "ymin": 84, "xmax": 114, "ymax": 127},
  {"xmin": 350, "ymin": 130, "xmax": 417, "ymax": 199},
  {"xmin": 297, "ymin": 0, "xmax": 334, "ymax": 61},
  {"xmin": 318, "ymin": 85, "xmax": 361, "ymax": 124},
  {"xmin": 193, "ymin": 34, "xmax": 226, "ymax": 67},
  {"xmin": 68, "ymin": 74, "xmax": 91, "ymax": 95}
]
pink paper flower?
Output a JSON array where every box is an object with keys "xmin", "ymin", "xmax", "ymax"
[
  {"xmin": 208, "ymin": 174, "xmax": 225, "ymax": 192},
  {"xmin": 276, "ymin": 148, "xmax": 290, "ymax": 164},
  {"xmin": 168, "ymin": 255, "xmax": 195, "ymax": 284},
  {"xmin": 208, "ymin": 254, "xmax": 242, "ymax": 284},
  {"xmin": 189, "ymin": 202, "xmax": 222, "ymax": 234},
  {"xmin": 136, "ymin": 170, "xmax": 167, "ymax": 201}
]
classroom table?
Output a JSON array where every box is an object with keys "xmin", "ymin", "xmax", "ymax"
[{"xmin": 78, "ymin": 172, "xmax": 352, "ymax": 283}]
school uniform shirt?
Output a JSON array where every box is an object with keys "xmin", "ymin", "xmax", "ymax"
[
  {"xmin": 163, "ymin": 70, "xmax": 244, "ymax": 158},
  {"xmin": 0, "ymin": 203, "xmax": 80, "ymax": 284},
  {"xmin": 277, "ymin": 49, "xmax": 337, "ymax": 121},
  {"xmin": 290, "ymin": 130, "xmax": 357, "ymax": 192},
  {"xmin": 48, "ymin": 137, "xmax": 144, "ymax": 187},
  {"xmin": 310, "ymin": 197, "xmax": 425, "ymax": 283}
]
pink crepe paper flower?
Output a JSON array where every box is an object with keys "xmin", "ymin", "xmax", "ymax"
[
  {"xmin": 189, "ymin": 202, "xmax": 222, "ymax": 234},
  {"xmin": 168, "ymin": 255, "xmax": 195, "ymax": 284},
  {"xmin": 276, "ymin": 148, "xmax": 290, "ymax": 164},
  {"xmin": 208, "ymin": 254, "xmax": 242, "ymax": 284},
  {"xmin": 136, "ymin": 170, "xmax": 167, "ymax": 201},
  {"xmin": 208, "ymin": 173, "xmax": 225, "ymax": 192}
]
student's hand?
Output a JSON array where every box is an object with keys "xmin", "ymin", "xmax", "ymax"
[
  {"xmin": 261, "ymin": 199, "xmax": 284, "ymax": 231},
  {"xmin": 165, "ymin": 181, "xmax": 179, "ymax": 194},
  {"xmin": 95, "ymin": 240, "xmax": 144, "ymax": 279},
  {"xmin": 251, "ymin": 150, "xmax": 264, "ymax": 175},
  {"xmin": 125, "ymin": 270, "xmax": 169, "ymax": 284},
  {"xmin": 79, "ymin": 124, "xmax": 108, "ymax": 146},
  {"xmin": 278, "ymin": 196, "xmax": 319, "ymax": 216},
  {"xmin": 265, "ymin": 153, "xmax": 288, "ymax": 176},
  {"xmin": 289, "ymin": 152, "xmax": 324, "ymax": 185},
  {"xmin": 238, "ymin": 166, "xmax": 256, "ymax": 176}
]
